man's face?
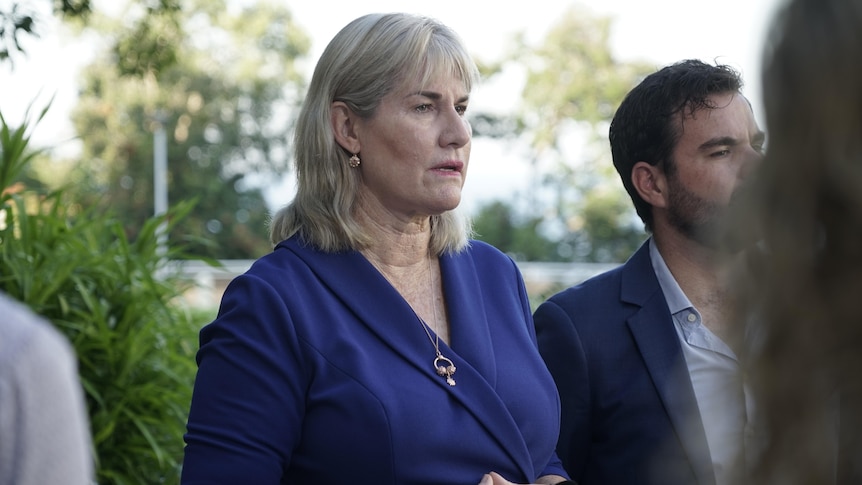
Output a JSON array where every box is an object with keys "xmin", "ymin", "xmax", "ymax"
[{"xmin": 665, "ymin": 92, "xmax": 764, "ymax": 248}]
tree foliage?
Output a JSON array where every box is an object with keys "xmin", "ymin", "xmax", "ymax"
[
  {"xmin": 473, "ymin": 5, "xmax": 653, "ymax": 262},
  {"xmin": 63, "ymin": 0, "xmax": 309, "ymax": 259},
  {"xmin": 472, "ymin": 200, "xmax": 557, "ymax": 262},
  {"xmin": 517, "ymin": 8, "xmax": 651, "ymax": 150},
  {"xmin": 1, "ymin": 103, "xmax": 210, "ymax": 485},
  {"xmin": 0, "ymin": 0, "xmax": 91, "ymax": 64}
]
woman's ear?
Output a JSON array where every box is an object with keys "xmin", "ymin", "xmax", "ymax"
[
  {"xmin": 632, "ymin": 161, "xmax": 668, "ymax": 209},
  {"xmin": 331, "ymin": 101, "xmax": 361, "ymax": 154}
]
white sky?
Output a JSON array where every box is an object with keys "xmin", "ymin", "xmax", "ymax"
[{"xmin": 0, "ymin": 0, "xmax": 784, "ymax": 213}]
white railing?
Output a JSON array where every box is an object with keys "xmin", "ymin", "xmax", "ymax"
[{"xmin": 176, "ymin": 259, "xmax": 620, "ymax": 309}]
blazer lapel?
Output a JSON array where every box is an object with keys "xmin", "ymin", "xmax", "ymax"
[
  {"xmin": 278, "ymin": 239, "xmax": 535, "ymax": 478},
  {"xmin": 278, "ymin": 240, "xmax": 442, "ymax": 380},
  {"xmin": 622, "ymin": 243, "xmax": 716, "ymax": 485},
  {"xmin": 438, "ymin": 251, "xmax": 534, "ymax": 478}
]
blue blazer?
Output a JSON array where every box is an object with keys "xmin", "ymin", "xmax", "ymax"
[
  {"xmin": 534, "ymin": 241, "xmax": 715, "ymax": 485},
  {"xmin": 182, "ymin": 236, "xmax": 566, "ymax": 484}
]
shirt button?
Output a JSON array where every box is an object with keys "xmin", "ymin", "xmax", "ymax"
[{"xmin": 687, "ymin": 313, "xmax": 697, "ymax": 323}]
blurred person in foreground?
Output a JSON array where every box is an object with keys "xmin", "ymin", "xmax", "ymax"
[
  {"xmin": 534, "ymin": 59, "xmax": 764, "ymax": 485},
  {"xmin": 180, "ymin": 12, "xmax": 571, "ymax": 485},
  {"xmin": 0, "ymin": 291, "xmax": 93, "ymax": 485},
  {"xmin": 724, "ymin": 0, "xmax": 862, "ymax": 482}
]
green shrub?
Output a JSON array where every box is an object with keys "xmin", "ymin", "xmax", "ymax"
[{"xmin": 1, "ymin": 106, "xmax": 211, "ymax": 484}]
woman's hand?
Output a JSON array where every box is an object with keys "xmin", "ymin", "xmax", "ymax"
[{"xmin": 478, "ymin": 471, "xmax": 570, "ymax": 485}]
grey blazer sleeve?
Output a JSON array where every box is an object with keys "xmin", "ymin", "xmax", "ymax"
[{"xmin": 0, "ymin": 293, "xmax": 94, "ymax": 485}]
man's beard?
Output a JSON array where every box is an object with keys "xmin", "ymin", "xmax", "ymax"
[{"xmin": 666, "ymin": 174, "xmax": 731, "ymax": 250}]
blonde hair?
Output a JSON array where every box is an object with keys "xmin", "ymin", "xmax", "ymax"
[{"xmin": 269, "ymin": 13, "xmax": 480, "ymax": 254}]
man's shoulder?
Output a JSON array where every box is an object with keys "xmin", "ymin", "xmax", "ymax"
[
  {"xmin": 549, "ymin": 240, "xmax": 654, "ymax": 302},
  {"xmin": 548, "ymin": 262, "xmax": 627, "ymax": 304},
  {"xmin": 535, "ymin": 247, "xmax": 658, "ymax": 325},
  {"xmin": 533, "ymin": 263, "xmax": 637, "ymax": 346}
]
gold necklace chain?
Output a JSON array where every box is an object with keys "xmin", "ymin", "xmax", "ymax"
[{"xmin": 421, "ymin": 257, "xmax": 456, "ymax": 386}]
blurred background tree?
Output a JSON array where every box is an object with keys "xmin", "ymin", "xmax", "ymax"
[
  {"xmin": 471, "ymin": 200, "xmax": 558, "ymax": 262},
  {"xmin": 59, "ymin": 0, "xmax": 309, "ymax": 259},
  {"xmin": 0, "ymin": 1, "xmax": 90, "ymax": 65},
  {"xmin": 4, "ymin": 0, "xmax": 309, "ymax": 260},
  {"xmin": 3, "ymin": 1, "xmax": 653, "ymax": 264},
  {"xmin": 471, "ymin": 6, "xmax": 654, "ymax": 262},
  {"xmin": 2, "ymin": 101, "xmax": 209, "ymax": 485}
]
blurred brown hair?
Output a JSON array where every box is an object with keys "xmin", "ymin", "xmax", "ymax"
[{"xmin": 727, "ymin": 0, "xmax": 862, "ymax": 482}]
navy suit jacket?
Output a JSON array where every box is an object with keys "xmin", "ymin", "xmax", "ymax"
[
  {"xmin": 534, "ymin": 241, "xmax": 716, "ymax": 485},
  {"xmin": 182, "ymin": 236, "xmax": 566, "ymax": 484}
]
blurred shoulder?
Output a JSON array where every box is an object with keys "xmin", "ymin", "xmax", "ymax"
[{"xmin": 0, "ymin": 293, "xmax": 73, "ymax": 359}]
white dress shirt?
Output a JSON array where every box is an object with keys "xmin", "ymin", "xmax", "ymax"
[{"xmin": 649, "ymin": 239, "xmax": 750, "ymax": 485}]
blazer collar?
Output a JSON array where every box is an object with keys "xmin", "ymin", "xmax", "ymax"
[
  {"xmin": 622, "ymin": 241, "xmax": 716, "ymax": 485},
  {"xmin": 276, "ymin": 238, "xmax": 535, "ymax": 479}
]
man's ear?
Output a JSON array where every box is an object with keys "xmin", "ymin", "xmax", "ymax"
[
  {"xmin": 331, "ymin": 100, "xmax": 361, "ymax": 154},
  {"xmin": 632, "ymin": 161, "xmax": 668, "ymax": 209}
]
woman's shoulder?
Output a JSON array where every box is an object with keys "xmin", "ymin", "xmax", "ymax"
[
  {"xmin": 240, "ymin": 236, "xmax": 364, "ymax": 290},
  {"xmin": 250, "ymin": 236, "xmax": 320, "ymax": 269},
  {"xmin": 218, "ymin": 237, "xmax": 321, "ymax": 292}
]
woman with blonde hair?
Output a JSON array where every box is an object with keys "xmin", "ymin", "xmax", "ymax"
[{"xmin": 181, "ymin": 13, "xmax": 569, "ymax": 485}]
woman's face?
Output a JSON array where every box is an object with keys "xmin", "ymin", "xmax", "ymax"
[{"xmin": 353, "ymin": 72, "xmax": 472, "ymax": 222}]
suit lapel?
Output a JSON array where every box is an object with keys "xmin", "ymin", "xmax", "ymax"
[
  {"xmin": 623, "ymin": 243, "xmax": 716, "ymax": 485},
  {"xmin": 278, "ymin": 239, "xmax": 534, "ymax": 479}
]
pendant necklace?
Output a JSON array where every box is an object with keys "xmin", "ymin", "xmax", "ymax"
[{"xmin": 420, "ymin": 257, "xmax": 457, "ymax": 386}]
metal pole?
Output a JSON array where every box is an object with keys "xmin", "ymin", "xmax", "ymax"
[{"xmin": 154, "ymin": 115, "xmax": 168, "ymax": 256}]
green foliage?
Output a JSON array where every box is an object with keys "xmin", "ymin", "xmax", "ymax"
[
  {"xmin": 57, "ymin": 0, "xmax": 93, "ymax": 17},
  {"xmin": 69, "ymin": 62, "xmax": 276, "ymax": 258},
  {"xmin": 560, "ymin": 185, "xmax": 647, "ymax": 262},
  {"xmin": 62, "ymin": 0, "xmax": 310, "ymax": 259},
  {"xmin": 115, "ymin": 8, "xmax": 182, "ymax": 77},
  {"xmin": 0, "ymin": 105, "xmax": 47, "ymax": 187},
  {"xmin": 0, "ymin": 3, "xmax": 35, "ymax": 64},
  {"xmin": 1, "ymin": 106, "xmax": 210, "ymax": 484},
  {"xmin": 513, "ymin": 7, "xmax": 655, "ymax": 151},
  {"xmin": 538, "ymin": 154, "xmax": 647, "ymax": 262},
  {"xmin": 473, "ymin": 5, "xmax": 653, "ymax": 262},
  {"xmin": 472, "ymin": 200, "xmax": 558, "ymax": 262},
  {"xmin": 0, "ymin": 1, "xmax": 92, "ymax": 65},
  {"xmin": 580, "ymin": 189, "xmax": 644, "ymax": 258}
]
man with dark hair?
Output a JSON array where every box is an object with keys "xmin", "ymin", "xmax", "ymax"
[{"xmin": 534, "ymin": 59, "xmax": 765, "ymax": 485}]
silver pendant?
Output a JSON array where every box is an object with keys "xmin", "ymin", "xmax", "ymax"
[{"xmin": 434, "ymin": 355, "xmax": 457, "ymax": 386}]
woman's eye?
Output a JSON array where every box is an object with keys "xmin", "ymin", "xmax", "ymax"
[
  {"xmin": 415, "ymin": 104, "xmax": 432, "ymax": 113},
  {"xmin": 455, "ymin": 105, "xmax": 467, "ymax": 115}
]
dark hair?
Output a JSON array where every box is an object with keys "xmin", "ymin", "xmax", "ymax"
[{"xmin": 609, "ymin": 59, "xmax": 743, "ymax": 231}]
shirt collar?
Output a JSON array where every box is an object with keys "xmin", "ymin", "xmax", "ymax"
[{"xmin": 648, "ymin": 238, "xmax": 693, "ymax": 315}]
